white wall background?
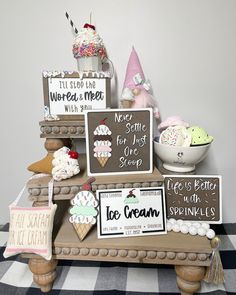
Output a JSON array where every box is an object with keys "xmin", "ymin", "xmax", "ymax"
[{"xmin": 1, "ymin": 0, "xmax": 236, "ymax": 224}]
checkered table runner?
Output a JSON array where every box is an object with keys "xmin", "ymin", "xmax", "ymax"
[{"xmin": 0, "ymin": 223, "xmax": 236, "ymax": 294}]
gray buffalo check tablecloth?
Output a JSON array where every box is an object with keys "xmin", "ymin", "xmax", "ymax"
[{"xmin": 0, "ymin": 223, "xmax": 236, "ymax": 295}]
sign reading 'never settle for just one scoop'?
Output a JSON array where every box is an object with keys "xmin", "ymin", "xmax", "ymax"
[{"xmin": 85, "ymin": 109, "xmax": 153, "ymax": 176}]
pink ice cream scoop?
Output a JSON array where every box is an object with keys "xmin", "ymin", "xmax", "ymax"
[
  {"xmin": 158, "ymin": 116, "xmax": 189, "ymax": 131},
  {"xmin": 93, "ymin": 146, "xmax": 112, "ymax": 153}
]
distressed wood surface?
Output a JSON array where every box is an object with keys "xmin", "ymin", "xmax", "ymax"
[
  {"xmin": 40, "ymin": 120, "xmax": 86, "ymax": 138},
  {"xmin": 23, "ymin": 211, "xmax": 212, "ymax": 267}
]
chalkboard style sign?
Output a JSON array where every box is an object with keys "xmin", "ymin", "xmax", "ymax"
[
  {"xmin": 85, "ymin": 109, "xmax": 153, "ymax": 176},
  {"xmin": 43, "ymin": 72, "xmax": 111, "ymax": 120},
  {"xmin": 97, "ymin": 187, "xmax": 166, "ymax": 238},
  {"xmin": 165, "ymin": 175, "xmax": 222, "ymax": 223}
]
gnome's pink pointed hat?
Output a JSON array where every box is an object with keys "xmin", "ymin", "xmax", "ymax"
[{"xmin": 123, "ymin": 47, "xmax": 145, "ymax": 90}]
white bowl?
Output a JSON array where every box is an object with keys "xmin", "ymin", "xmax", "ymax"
[{"xmin": 154, "ymin": 141, "xmax": 211, "ymax": 172}]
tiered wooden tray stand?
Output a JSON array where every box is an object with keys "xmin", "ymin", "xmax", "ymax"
[{"xmin": 24, "ymin": 120, "xmax": 214, "ymax": 295}]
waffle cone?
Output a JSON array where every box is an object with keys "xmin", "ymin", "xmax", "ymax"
[
  {"xmin": 121, "ymin": 99, "xmax": 133, "ymax": 108},
  {"xmin": 72, "ymin": 223, "xmax": 93, "ymax": 241},
  {"xmin": 97, "ymin": 157, "xmax": 109, "ymax": 168}
]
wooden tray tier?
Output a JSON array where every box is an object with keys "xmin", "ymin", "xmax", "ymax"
[
  {"xmin": 27, "ymin": 155, "xmax": 164, "ymax": 202},
  {"xmin": 50, "ymin": 211, "xmax": 212, "ymax": 266}
]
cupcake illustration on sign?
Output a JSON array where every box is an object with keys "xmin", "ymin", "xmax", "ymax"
[
  {"xmin": 69, "ymin": 178, "xmax": 98, "ymax": 241},
  {"xmin": 93, "ymin": 118, "xmax": 112, "ymax": 168},
  {"xmin": 124, "ymin": 189, "xmax": 139, "ymax": 204}
]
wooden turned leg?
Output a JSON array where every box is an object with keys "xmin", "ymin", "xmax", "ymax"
[
  {"xmin": 29, "ymin": 258, "xmax": 58, "ymax": 293},
  {"xmin": 28, "ymin": 138, "xmax": 72, "ymax": 172},
  {"xmin": 175, "ymin": 265, "xmax": 206, "ymax": 295},
  {"xmin": 44, "ymin": 138, "xmax": 72, "ymax": 154}
]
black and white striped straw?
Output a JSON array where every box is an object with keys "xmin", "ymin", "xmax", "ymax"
[{"xmin": 65, "ymin": 12, "xmax": 78, "ymax": 34}]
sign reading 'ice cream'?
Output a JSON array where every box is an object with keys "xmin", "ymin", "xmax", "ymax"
[
  {"xmin": 165, "ymin": 175, "xmax": 222, "ymax": 223},
  {"xmin": 97, "ymin": 187, "xmax": 166, "ymax": 239},
  {"xmin": 43, "ymin": 72, "xmax": 111, "ymax": 119},
  {"xmin": 85, "ymin": 109, "xmax": 153, "ymax": 176}
]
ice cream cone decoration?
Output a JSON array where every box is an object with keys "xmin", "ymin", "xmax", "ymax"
[
  {"xmin": 93, "ymin": 118, "xmax": 112, "ymax": 168},
  {"xmin": 69, "ymin": 178, "xmax": 98, "ymax": 241}
]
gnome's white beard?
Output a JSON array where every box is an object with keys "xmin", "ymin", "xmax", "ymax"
[{"xmin": 132, "ymin": 89, "xmax": 160, "ymax": 119}]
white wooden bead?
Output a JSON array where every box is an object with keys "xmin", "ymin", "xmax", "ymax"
[
  {"xmin": 172, "ymin": 224, "xmax": 180, "ymax": 232},
  {"xmin": 206, "ymin": 229, "xmax": 215, "ymax": 239},
  {"xmin": 192, "ymin": 222, "xmax": 201, "ymax": 228},
  {"xmin": 180, "ymin": 224, "xmax": 189, "ymax": 234},
  {"xmin": 201, "ymin": 223, "xmax": 210, "ymax": 230},
  {"xmin": 189, "ymin": 226, "xmax": 197, "ymax": 235},
  {"xmin": 168, "ymin": 218, "xmax": 176, "ymax": 225},
  {"xmin": 197, "ymin": 227, "xmax": 207, "ymax": 236},
  {"xmin": 167, "ymin": 223, "xmax": 172, "ymax": 231},
  {"xmin": 184, "ymin": 221, "xmax": 192, "ymax": 228},
  {"xmin": 176, "ymin": 219, "xmax": 184, "ymax": 225}
]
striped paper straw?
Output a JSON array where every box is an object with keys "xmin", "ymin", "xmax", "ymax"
[{"xmin": 65, "ymin": 12, "xmax": 78, "ymax": 34}]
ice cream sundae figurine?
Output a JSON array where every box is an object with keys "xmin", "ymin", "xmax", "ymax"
[
  {"xmin": 93, "ymin": 118, "xmax": 112, "ymax": 168},
  {"xmin": 66, "ymin": 12, "xmax": 113, "ymax": 75},
  {"xmin": 52, "ymin": 147, "xmax": 80, "ymax": 181},
  {"xmin": 120, "ymin": 47, "xmax": 160, "ymax": 119},
  {"xmin": 69, "ymin": 178, "xmax": 98, "ymax": 241}
]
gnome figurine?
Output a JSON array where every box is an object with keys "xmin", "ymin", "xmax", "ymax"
[{"xmin": 120, "ymin": 47, "xmax": 160, "ymax": 119}]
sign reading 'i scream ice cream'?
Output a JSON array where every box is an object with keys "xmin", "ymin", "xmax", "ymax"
[{"xmin": 85, "ymin": 109, "xmax": 153, "ymax": 176}]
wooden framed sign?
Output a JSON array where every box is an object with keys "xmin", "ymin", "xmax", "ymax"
[
  {"xmin": 43, "ymin": 72, "xmax": 111, "ymax": 120},
  {"xmin": 85, "ymin": 108, "xmax": 153, "ymax": 176},
  {"xmin": 97, "ymin": 187, "xmax": 166, "ymax": 238},
  {"xmin": 164, "ymin": 175, "xmax": 222, "ymax": 223}
]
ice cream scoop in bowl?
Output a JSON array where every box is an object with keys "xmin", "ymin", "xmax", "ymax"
[{"xmin": 153, "ymin": 140, "xmax": 212, "ymax": 172}]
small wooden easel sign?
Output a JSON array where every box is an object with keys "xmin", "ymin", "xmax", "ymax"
[{"xmin": 164, "ymin": 175, "xmax": 222, "ymax": 223}]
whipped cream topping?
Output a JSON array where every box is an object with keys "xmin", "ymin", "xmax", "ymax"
[
  {"xmin": 74, "ymin": 27, "xmax": 103, "ymax": 47},
  {"xmin": 71, "ymin": 191, "xmax": 98, "ymax": 207},
  {"xmin": 73, "ymin": 27, "xmax": 107, "ymax": 60},
  {"xmin": 93, "ymin": 124, "xmax": 112, "ymax": 136},
  {"xmin": 52, "ymin": 147, "xmax": 80, "ymax": 181}
]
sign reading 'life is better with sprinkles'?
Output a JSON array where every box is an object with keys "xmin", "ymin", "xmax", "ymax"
[{"xmin": 165, "ymin": 175, "xmax": 222, "ymax": 223}]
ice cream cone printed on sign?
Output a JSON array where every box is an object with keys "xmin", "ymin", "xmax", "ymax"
[
  {"xmin": 69, "ymin": 178, "xmax": 98, "ymax": 241},
  {"xmin": 93, "ymin": 118, "xmax": 112, "ymax": 168},
  {"xmin": 124, "ymin": 189, "xmax": 139, "ymax": 204}
]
